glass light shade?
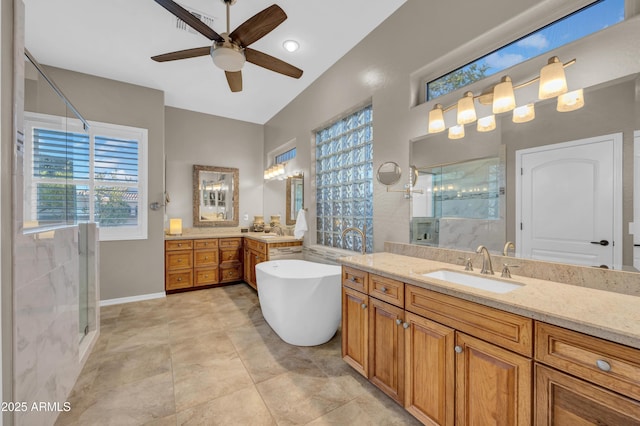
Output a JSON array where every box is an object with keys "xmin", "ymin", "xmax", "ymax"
[
  {"xmin": 428, "ymin": 104, "xmax": 445, "ymax": 133},
  {"xmin": 457, "ymin": 92, "xmax": 477, "ymax": 125},
  {"xmin": 539, "ymin": 56, "xmax": 568, "ymax": 99},
  {"xmin": 169, "ymin": 218, "xmax": 182, "ymax": 235},
  {"xmin": 492, "ymin": 76, "xmax": 516, "ymax": 114},
  {"xmin": 211, "ymin": 45, "xmax": 246, "ymax": 72},
  {"xmin": 557, "ymin": 89, "xmax": 585, "ymax": 112},
  {"xmin": 448, "ymin": 125, "xmax": 465, "ymax": 140},
  {"xmin": 513, "ymin": 104, "xmax": 535, "ymax": 123},
  {"xmin": 477, "ymin": 115, "xmax": 496, "ymax": 132}
]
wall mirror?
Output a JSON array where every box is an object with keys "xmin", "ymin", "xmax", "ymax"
[
  {"xmin": 193, "ymin": 165, "xmax": 239, "ymax": 227},
  {"xmin": 286, "ymin": 174, "xmax": 304, "ymax": 225},
  {"xmin": 377, "ymin": 161, "xmax": 402, "ymax": 186},
  {"xmin": 410, "ymin": 72, "xmax": 640, "ymax": 271}
]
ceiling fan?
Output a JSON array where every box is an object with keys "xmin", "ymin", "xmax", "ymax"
[{"xmin": 151, "ymin": 0, "xmax": 303, "ymax": 92}]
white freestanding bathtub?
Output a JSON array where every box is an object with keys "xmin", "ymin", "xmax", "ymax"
[{"xmin": 256, "ymin": 260, "xmax": 342, "ymax": 346}]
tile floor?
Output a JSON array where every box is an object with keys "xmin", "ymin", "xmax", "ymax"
[{"xmin": 55, "ymin": 283, "xmax": 421, "ymax": 425}]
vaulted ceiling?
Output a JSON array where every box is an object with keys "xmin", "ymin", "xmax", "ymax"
[{"xmin": 24, "ymin": 0, "xmax": 407, "ymax": 124}]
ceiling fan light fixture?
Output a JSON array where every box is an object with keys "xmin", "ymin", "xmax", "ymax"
[{"xmin": 211, "ymin": 42, "xmax": 246, "ymax": 72}]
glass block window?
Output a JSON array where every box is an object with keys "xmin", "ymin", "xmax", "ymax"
[
  {"xmin": 315, "ymin": 105, "xmax": 373, "ymax": 253},
  {"xmin": 426, "ymin": 0, "xmax": 625, "ymax": 100},
  {"xmin": 275, "ymin": 147, "xmax": 296, "ymax": 164}
]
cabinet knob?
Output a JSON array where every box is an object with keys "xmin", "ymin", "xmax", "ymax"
[
  {"xmin": 349, "ymin": 277, "xmax": 356, "ymax": 282},
  {"xmin": 204, "ymin": 275, "xmax": 208, "ymax": 278},
  {"xmin": 177, "ymin": 259, "xmax": 182, "ymax": 263},
  {"xmin": 361, "ymin": 303, "xmax": 367, "ymax": 309},
  {"xmin": 380, "ymin": 286, "xmax": 387, "ymax": 293},
  {"xmin": 177, "ymin": 277, "xmax": 182, "ymax": 282},
  {"xmin": 204, "ymin": 256, "xmax": 208, "ymax": 260},
  {"xmin": 596, "ymin": 359, "xmax": 612, "ymax": 372},
  {"xmin": 178, "ymin": 243, "xmax": 182, "ymax": 247},
  {"xmin": 395, "ymin": 319, "xmax": 402, "ymax": 325},
  {"xmin": 454, "ymin": 345, "xmax": 463, "ymax": 354},
  {"xmin": 402, "ymin": 322, "xmax": 409, "ymax": 329}
]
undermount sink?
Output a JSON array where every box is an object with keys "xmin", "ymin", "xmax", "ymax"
[{"xmin": 423, "ymin": 270, "xmax": 524, "ymax": 294}]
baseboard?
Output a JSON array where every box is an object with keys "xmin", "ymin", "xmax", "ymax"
[{"xmin": 100, "ymin": 292, "xmax": 166, "ymax": 307}]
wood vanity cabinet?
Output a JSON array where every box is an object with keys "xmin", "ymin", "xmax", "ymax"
[
  {"xmin": 165, "ymin": 240, "xmax": 194, "ymax": 290},
  {"xmin": 341, "ymin": 267, "xmax": 369, "ymax": 377},
  {"xmin": 193, "ymin": 239, "xmax": 219, "ymax": 286},
  {"xmin": 341, "ymin": 265, "xmax": 533, "ymax": 426},
  {"xmin": 219, "ymin": 238, "xmax": 243, "ymax": 283},
  {"xmin": 244, "ymin": 238, "xmax": 267, "ymax": 290},
  {"xmin": 342, "ymin": 267, "xmax": 408, "ymax": 405},
  {"xmin": 405, "ymin": 284, "xmax": 532, "ymax": 426},
  {"xmin": 534, "ymin": 322, "xmax": 640, "ymax": 425}
]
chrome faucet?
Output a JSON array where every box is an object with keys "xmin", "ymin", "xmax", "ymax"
[
  {"xmin": 342, "ymin": 225, "xmax": 367, "ymax": 255},
  {"xmin": 503, "ymin": 241, "xmax": 515, "ymax": 257},
  {"xmin": 476, "ymin": 245, "xmax": 494, "ymax": 275}
]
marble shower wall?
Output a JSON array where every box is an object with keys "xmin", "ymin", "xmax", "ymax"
[{"xmin": 13, "ymin": 222, "xmax": 100, "ymax": 426}]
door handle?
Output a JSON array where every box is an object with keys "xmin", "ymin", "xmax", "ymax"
[{"xmin": 590, "ymin": 240, "xmax": 609, "ymax": 246}]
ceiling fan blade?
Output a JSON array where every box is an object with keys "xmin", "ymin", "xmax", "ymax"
[
  {"xmin": 154, "ymin": 0, "xmax": 223, "ymax": 42},
  {"xmin": 151, "ymin": 46, "xmax": 211, "ymax": 62},
  {"xmin": 245, "ymin": 48, "xmax": 303, "ymax": 79},
  {"xmin": 225, "ymin": 71, "xmax": 243, "ymax": 92},
  {"xmin": 229, "ymin": 4, "xmax": 287, "ymax": 47}
]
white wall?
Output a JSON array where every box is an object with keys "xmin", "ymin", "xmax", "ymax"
[
  {"xmin": 264, "ymin": 0, "xmax": 640, "ymax": 253},
  {"xmin": 164, "ymin": 106, "xmax": 264, "ymax": 229}
]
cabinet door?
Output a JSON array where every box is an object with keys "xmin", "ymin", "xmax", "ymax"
[
  {"xmin": 369, "ymin": 298, "xmax": 405, "ymax": 404},
  {"xmin": 535, "ymin": 364, "xmax": 640, "ymax": 425},
  {"xmin": 404, "ymin": 312, "xmax": 455, "ymax": 426},
  {"xmin": 456, "ymin": 332, "xmax": 532, "ymax": 426},
  {"xmin": 342, "ymin": 286, "xmax": 369, "ymax": 378}
]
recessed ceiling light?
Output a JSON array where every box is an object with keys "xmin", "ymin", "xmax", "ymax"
[{"xmin": 282, "ymin": 40, "xmax": 300, "ymax": 53}]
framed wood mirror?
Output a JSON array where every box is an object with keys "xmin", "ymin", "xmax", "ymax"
[
  {"xmin": 193, "ymin": 165, "xmax": 239, "ymax": 227},
  {"xmin": 286, "ymin": 174, "xmax": 304, "ymax": 225}
]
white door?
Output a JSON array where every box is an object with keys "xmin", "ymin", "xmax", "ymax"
[{"xmin": 516, "ymin": 133, "xmax": 622, "ymax": 268}]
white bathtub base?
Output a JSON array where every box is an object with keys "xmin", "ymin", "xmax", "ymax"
[{"xmin": 256, "ymin": 260, "xmax": 342, "ymax": 346}]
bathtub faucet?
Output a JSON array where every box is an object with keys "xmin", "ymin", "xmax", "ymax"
[{"xmin": 341, "ymin": 225, "xmax": 367, "ymax": 255}]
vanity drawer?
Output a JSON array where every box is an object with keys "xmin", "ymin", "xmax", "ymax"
[
  {"xmin": 166, "ymin": 251, "xmax": 193, "ymax": 270},
  {"xmin": 194, "ymin": 249, "xmax": 218, "ymax": 267},
  {"xmin": 166, "ymin": 270, "xmax": 193, "ymax": 290},
  {"xmin": 535, "ymin": 322, "xmax": 640, "ymax": 400},
  {"xmin": 165, "ymin": 239, "xmax": 193, "ymax": 251},
  {"xmin": 405, "ymin": 285, "xmax": 533, "ymax": 356},
  {"xmin": 220, "ymin": 248, "xmax": 242, "ymax": 263},
  {"xmin": 342, "ymin": 266, "xmax": 368, "ymax": 293},
  {"xmin": 195, "ymin": 267, "xmax": 219, "ymax": 286},
  {"xmin": 220, "ymin": 265, "xmax": 243, "ymax": 282},
  {"xmin": 194, "ymin": 239, "xmax": 218, "ymax": 249},
  {"xmin": 245, "ymin": 238, "xmax": 267, "ymax": 254},
  {"xmin": 219, "ymin": 238, "xmax": 242, "ymax": 249},
  {"xmin": 369, "ymin": 273, "xmax": 404, "ymax": 308}
]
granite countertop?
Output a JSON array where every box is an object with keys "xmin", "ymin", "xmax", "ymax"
[
  {"xmin": 339, "ymin": 252, "xmax": 640, "ymax": 350},
  {"xmin": 165, "ymin": 231, "xmax": 302, "ymax": 244}
]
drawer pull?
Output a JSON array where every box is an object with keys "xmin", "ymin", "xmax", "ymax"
[
  {"xmin": 204, "ymin": 256, "xmax": 208, "ymax": 260},
  {"xmin": 349, "ymin": 277, "xmax": 356, "ymax": 282},
  {"xmin": 454, "ymin": 345, "xmax": 463, "ymax": 354},
  {"xmin": 380, "ymin": 286, "xmax": 387, "ymax": 293},
  {"xmin": 177, "ymin": 259, "xmax": 182, "ymax": 263},
  {"xmin": 177, "ymin": 277, "xmax": 182, "ymax": 282},
  {"xmin": 361, "ymin": 303, "xmax": 367, "ymax": 309},
  {"xmin": 178, "ymin": 243, "xmax": 182, "ymax": 247},
  {"xmin": 396, "ymin": 319, "xmax": 402, "ymax": 325},
  {"xmin": 596, "ymin": 359, "xmax": 612, "ymax": 372}
]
